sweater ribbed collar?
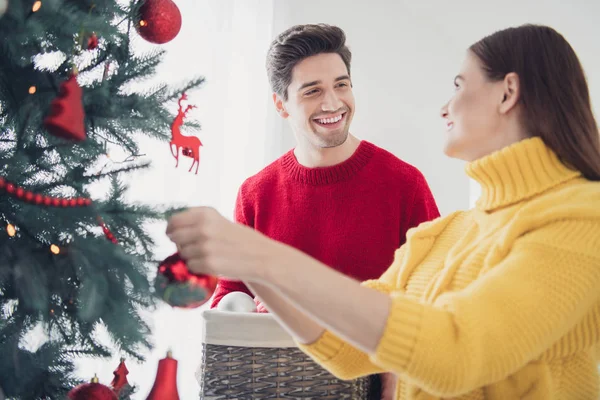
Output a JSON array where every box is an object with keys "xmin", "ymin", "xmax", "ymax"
[
  {"xmin": 281, "ymin": 140, "xmax": 376, "ymax": 185},
  {"xmin": 466, "ymin": 137, "xmax": 581, "ymax": 211}
]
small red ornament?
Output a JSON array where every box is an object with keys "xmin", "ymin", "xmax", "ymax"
[
  {"xmin": 169, "ymin": 93, "xmax": 202, "ymax": 175},
  {"xmin": 15, "ymin": 187, "xmax": 24, "ymax": 198},
  {"xmin": 111, "ymin": 358, "xmax": 131, "ymax": 395},
  {"xmin": 154, "ymin": 252, "xmax": 217, "ymax": 308},
  {"xmin": 68, "ymin": 374, "xmax": 118, "ymax": 400},
  {"xmin": 135, "ymin": 0, "xmax": 182, "ymax": 44},
  {"xmin": 97, "ymin": 217, "xmax": 118, "ymax": 244},
  {"xmin": 6, "ymin": 183, "xmax": 15, "ymax": 194},
  {"xmin": 146, "ymin": 351, "xmax": 180, "ymax": 400},
  {"xmin": 34, "ymin": 194, "xmax": 43, "ymax": 204},
  {"xmin": 44, "ymin": 73, "xmax": 86, "ymax": 141},
  {"xmin": 87, "ymin": 33, "xmax": 99, "ymax": 50}
]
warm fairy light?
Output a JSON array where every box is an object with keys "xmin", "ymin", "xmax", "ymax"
[
  {"xmin": 28, "ymin": 86, "xmax": 36, "ymax": 94},
  {"xmin": 50, "ymin": 244, "xmax": 60, "ymax": 254},
  {"xmin": 6, "ymin": 224, "xmax": 16, "ymax": 237},
  {"xmin": 32, "ymin": 1, "xmax": 42, "ymax": 12},
  {"xmin": 139, "ymin": 20, "xmax": 147, "ymax": 27}
]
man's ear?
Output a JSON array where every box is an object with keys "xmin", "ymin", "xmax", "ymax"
[{"xmin": 273, "ymin": 93, "xmax": 289, "ymax": 118}]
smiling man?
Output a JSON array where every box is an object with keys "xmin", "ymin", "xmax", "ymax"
[{"xmin": 210, "ymin": 24, "xmax": 439, "ymax": 399}]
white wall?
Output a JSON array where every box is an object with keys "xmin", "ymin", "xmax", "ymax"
[
  {"xmin": 271, "ymin": 0, "xmax": 600, "ymax": 213},
  {"xmin": 73, "ymin": 1, "xmax": 600, "ymax": 398}
]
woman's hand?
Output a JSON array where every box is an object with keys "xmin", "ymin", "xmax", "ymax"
[{"xmin": 166, "ymin": 206, "xmax": 279, "ymax": 282}]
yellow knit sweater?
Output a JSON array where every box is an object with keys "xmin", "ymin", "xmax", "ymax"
[{"xmin": 298, "ymin": 137, "xmax": 600, "ymax": 399}]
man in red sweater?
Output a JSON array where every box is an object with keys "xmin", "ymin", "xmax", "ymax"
[{"xmin": 210, "ymin": 24, "xmax": 439, "ymax": 399}]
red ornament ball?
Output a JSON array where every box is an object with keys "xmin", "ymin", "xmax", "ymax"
[
  {"xmin": 155, "ymin": 252, "xmax": 217, "ymax": 308},
  {"xmin": 68, "ymin": 376, "xmax": 117, "ymax": 400},
  {"xmin": 6, "ymin": 183, "xmax": 15, "ymax": 194},
  {"xmin": 135, "ymin": 0, "xmax": 182, "ymax": 44},
  {"xmin": 15, "ymin": 187, "xmax": 24, "ymax": 198}
]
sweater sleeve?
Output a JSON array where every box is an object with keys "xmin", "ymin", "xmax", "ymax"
[
  {"xmin": 301, "ymin": 220, "xmax": 600, "ymax": 396},
  {"xmin": 295, "ymin": 248, "xmax": 406, "ymax": 380},
  {"xmin": 210, "ymin": 185, "xmax": 255, "ymax": 308}
]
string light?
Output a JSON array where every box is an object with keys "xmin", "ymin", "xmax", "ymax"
[
  {"xmin": 139, "ymin": 20, "xmax": 147, "ymax": 27},
  {"xmin": 6, "ymin": 224, "xmax": 16, "ymax": 237},
  {"xmin": 32, "ymin": 1, "xmax": 42, "ymax": 12},
  {"xmin": 50, "ymin": 244, "xmax": 60, "ymax": 255},
  {"xmin": 28, "ymin": 86, "xmax": 36, "ymax": 94}
]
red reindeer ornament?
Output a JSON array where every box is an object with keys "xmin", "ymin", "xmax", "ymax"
[{"xmin": 170, "ymin": 93, "xmax": 202, "ymax": 174}]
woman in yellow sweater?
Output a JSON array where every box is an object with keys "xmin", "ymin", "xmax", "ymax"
[{"xmin": 167, "ymin": 24, "xmax": 600, "ymax": 399}]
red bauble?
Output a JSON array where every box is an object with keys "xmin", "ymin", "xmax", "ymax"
[
  {"xmin": 43, "ymin": 74, "xmax": 86, "ymax": 141},
  {"xmin": 68, "ymin": 375, "xmax": 118, "ymax": 400},
  {"xmin": 135, "ymin": 0, "xmax": 182, "ymax": 44},
  {"xmin": 154, "ymin": 252, "xmax": 217, "ymax": 308},
  {"xmin": 146, "ymin": 351, "xmax": 180, "ymax": 400}
]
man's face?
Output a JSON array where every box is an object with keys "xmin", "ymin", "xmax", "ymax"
[{"xmin": 274, "ymin": 53, "xmax": 355, "ymax": 149}]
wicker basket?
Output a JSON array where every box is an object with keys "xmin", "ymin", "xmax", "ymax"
[{"xmin": 197, "ymin": 310, "xmax": 372, "ymax": 399}]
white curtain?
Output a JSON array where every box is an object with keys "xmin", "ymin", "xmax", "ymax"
[{"xmin": 75, "ymin": 1, "xmax": 278, "ymax": 398}]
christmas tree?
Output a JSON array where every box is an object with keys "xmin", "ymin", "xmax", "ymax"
[{"xmin": 0, "ymin": 0, "xmax": 204, "ymax": 397}]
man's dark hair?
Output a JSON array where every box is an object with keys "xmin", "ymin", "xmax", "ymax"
[{"xmin": 266, "ymin": 24, "xmax": 352, "ymax": 101}]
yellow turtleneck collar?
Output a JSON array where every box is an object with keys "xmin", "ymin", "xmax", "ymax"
[{"xmin": 466, "ymin": 137, "xmax": 581, "ymax": 211}]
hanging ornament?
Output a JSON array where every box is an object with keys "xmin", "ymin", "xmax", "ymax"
[
  {"xmin": 135, "ymin": 0, "xmax": 182, "ymax": 44},
  {"xmin": 146, "ymin": 351, "xmax": 180, "ymax": 400},
  {"xmin": 87, "ymin": 32, "xmax": 99, "ymax": 50},
  {"xmin": 97, "ymin": 216, "xmax": 118, "ymax": 244},
  {"xmin": 110, "ymin": 358, "xmax": 131, "ymax": 395},
  {"xmin": 43, "ymin": 72, "xmax": 86, "ymax": 141},
  {"xmin": 169, "ymin": 93, "xmax": 202, "ymax": 175},
  {"xmin": 68, "ymin": 374, "xmax": 118, "ymax": 400},
  {"xmin": 0, "ymin": 0, "xmax": 8, "ymax": 19},
  {"xmin": 154, "ymin": 252, "xmax": 217, "ymax": 309}
]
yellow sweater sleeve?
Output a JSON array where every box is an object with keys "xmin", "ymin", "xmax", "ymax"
[
  {"xmin": 295, "ymin": 249, "xmax": 405, "ymax": 380},
  {"xmin": 372, "ymin": 220, "xmax": 600, "ymax": 396},
  {"xmin": 299, "ymin": 220, "xmax": 600, "ymax": 394}
]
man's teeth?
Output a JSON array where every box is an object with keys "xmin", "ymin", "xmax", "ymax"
[{"xmin": 317, "ymin": 114, "xmax": 343, "ymax": 124}]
